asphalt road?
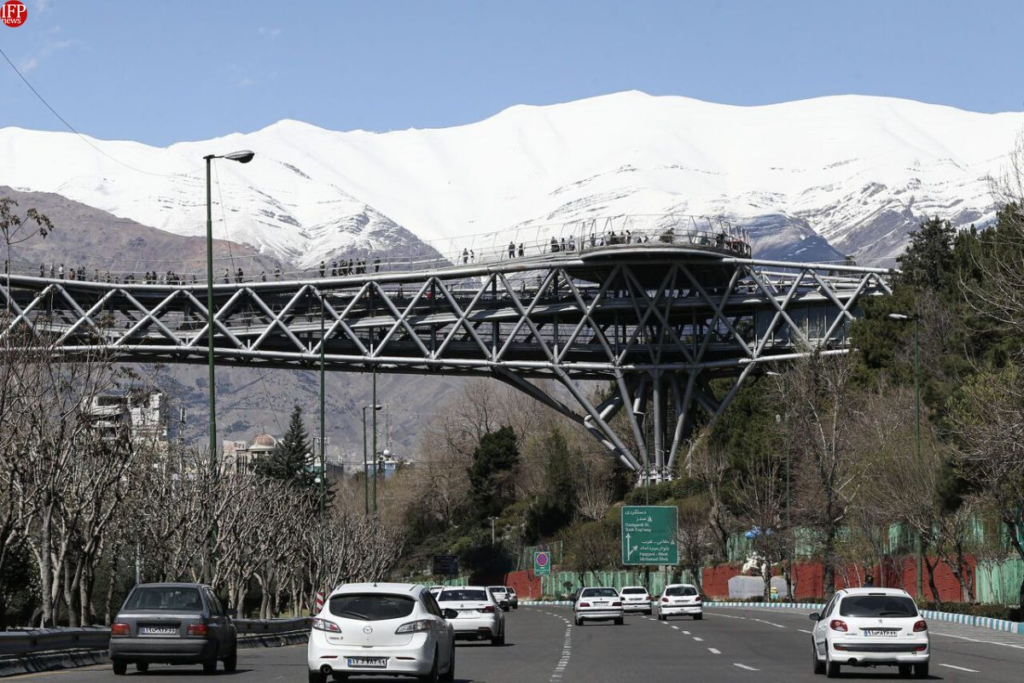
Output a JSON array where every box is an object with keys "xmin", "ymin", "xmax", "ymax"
[{"xmin": 21, "ymin": 606, "xmax": 1024, "ymax": 682}]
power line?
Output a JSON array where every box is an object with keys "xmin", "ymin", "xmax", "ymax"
[{"xmin": 0, "ymin": 46, "xmax": 197, "ymax": 179}]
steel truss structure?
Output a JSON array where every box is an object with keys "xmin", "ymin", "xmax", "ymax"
[{"xmin": 0, "ymin": 245, "xmax": 891, "ymax": 480}]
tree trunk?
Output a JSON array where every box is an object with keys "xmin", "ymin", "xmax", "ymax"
[{"xmin": 103, "ymin": 553, "xmax": 119, "ymax": 625}]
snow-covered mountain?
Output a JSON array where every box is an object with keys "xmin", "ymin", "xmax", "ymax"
[{"xmin": 2, "ymin": 91, "xmax": 1021, "ymax": 267}]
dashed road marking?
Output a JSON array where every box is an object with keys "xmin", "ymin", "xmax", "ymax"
[
  {"xmin": 682, "ymin": 630, "xmax": 691, "ymax": 635},
  {"xmin": 939, "ymin": 664, "xmax": 980, "ymax": 673},
  {"xmin": 693, "ymin": 637, "xmax": 704, "ymax": 642},
  {"xmin": 798, "ymin": 629, "xmax": 812, "ymax": 634},
  {"xmin": 734, "ymin": 663, "xmax": 759, "ymax": 671},
  {"xmin": 671, "ymin": 625, "xmax": 679, "ymax": 630},
  {"xmin": 708, "ymin": 648, "xmax": 721, "ymax": 655}
]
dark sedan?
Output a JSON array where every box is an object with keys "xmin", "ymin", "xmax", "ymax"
[{"xmin": 109, "ymin": 583, "xmax": 237, "ymax": 675}]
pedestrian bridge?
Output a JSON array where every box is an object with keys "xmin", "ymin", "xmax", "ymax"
[{"xmin": 0, "ymin": 216, "xmax": 892, "ymax": 480}]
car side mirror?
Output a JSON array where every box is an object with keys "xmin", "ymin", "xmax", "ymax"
[
  {"xmin": 227, "ymin": 609, "xmax": 237, "ymax": 618},
  {"xmin": 809, "ymin": 612, "xmax": 820, "ymax": 622},
  {"xmin": 443, "ymin": 608, "xmax": 458, "ymax": 620}
]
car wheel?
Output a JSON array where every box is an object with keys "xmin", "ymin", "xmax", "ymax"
[
  {"xmin": 694, "ymin": 613, "xmax": 703, "ymax": 621},
  {"xmin": 203, "ymin": 656, "xmax": 218, "ymax": 675},
  {"xmin": 331, "ymin": 674, "xmax": 349, "ymax": 683},
  {"xmin": 646, "ymin": 609, "xmax": 652, "ymax": 615},
  {"xmin": 222, "ymin": 646, "xmax": 237, "ymax": 673},
  {"xmin": 615, "ymin": 617, "xmax": 624, "ymax": 626},
  {"xmin": 112, "ymin": 659, "xmax": 127, "ymax": 676},
  {"xmin": 898, "ymin": 664, "xmax": 912, "ymax": 677},
  {"xmin": 574, "ymin": 615, "xmax": 582, "ymax": 626},
  {"xmin": 136, "ymin": 662, "xmax": 149, "ymax": 673},
  {"xmin": 825, "ymin": 649, "xmax": 840, "ymax": 678},
  {"xmin": 913, "ymin": 663, "xmax": 929, "ymax": 678},
  {"xmin": 491, "ymin": 630, "xmax": 505, "ymax": 646},
  {"xmin": 812, "ymin": 639, "xmax": 825, "ymax": 675},
  {"xmin": 439, "ymin": 643, "xmax": 455, "ymax": 682},
  {"xmin": 308, "ymin": 670, "xmax": 328, "ymax": 683},
  {"xmin": 418, "ymin": 647, "xmax": 440, "ymax": 683}
]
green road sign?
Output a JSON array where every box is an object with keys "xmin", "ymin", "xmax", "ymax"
[
  {"xmin": 534, "ymin": 551, "xmax": 552, "ymax": 575},
  {"xmin": 621, "ymin": 505, "xmax": 679, "ymax": 566}
]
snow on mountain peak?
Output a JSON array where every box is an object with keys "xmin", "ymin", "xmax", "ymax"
[{"xmin": 1, "ymin": 91, "xmax": 1021, "ymax": 268}]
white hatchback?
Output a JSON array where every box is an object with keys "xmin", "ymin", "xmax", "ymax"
[
  {"xmin": 436, "ymin": 586, "xmax": 505, "ymax": 645},
  {"xmin": 619, "ymin": 586, "xmax": 653, "ymax": 614},
  {"xmin": 572, "ymin": 587, "xmax": 623, "ymax": 626},
  {"xmin": 810, "ymin": 588, "xmax": 929, "ymax": 678},
  {"xmin": 307, "ymin": 583, "xmax": 455, "ymax": 683},
  {"xmin": 658, "ymin": 584, "xmax": 702, "ymax": 620}
]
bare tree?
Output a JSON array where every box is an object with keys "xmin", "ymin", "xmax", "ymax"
[{"xmin": 734, "ymin": 454, "xmax": 788, "ymax": 600}]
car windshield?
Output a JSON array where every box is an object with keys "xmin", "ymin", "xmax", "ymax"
[
  {"xmin": 123, "ymin": 586, "xmax": 204, "ymax": 612},
  {"xmin": 839, "ymin": 595, "xmax": 918, "ymax": 618},
  {"xmin": 329, "ymin": 593, "xmax": 416, "ymax": 621},
  {"xmin": 488, "ymin": 587, "xmax": 507, "ymax": 593},
  {"xmin": 581, "ymin": 588, "xmax": 619, "ymax": 598},
  {"xmin": 665, "ymin": 586, "xmax": 698, "ymax": 596},
  {"xmin": 439, "ymin": 589, "xmax": 489, "ymax": 602},
  {"xmin": 621, "ymin": 588, "xmax": 647, "ymax": 595}
]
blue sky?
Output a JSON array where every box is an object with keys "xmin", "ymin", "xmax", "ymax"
[{"xmin": 1, "ymin": 0, "xmax": 1020, "ymax": 146}]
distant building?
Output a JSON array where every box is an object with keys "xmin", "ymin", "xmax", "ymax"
[
  {"xmin": 82, "ymin": 390, "xmax": 169, "ymax": 454},
  {"xmin": 222, "ymin": 433, "xmax": 278, "ymax": 476},
  {"xmin": 364, "ymin": 452, "xmax": 408, "ymax": 480}
]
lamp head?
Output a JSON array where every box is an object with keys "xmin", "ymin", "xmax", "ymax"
[{"xmin": 223, "ymin": 150, "xmax": 255, "ymax": 164}]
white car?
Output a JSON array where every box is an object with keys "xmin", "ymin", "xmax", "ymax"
[
  {"xmin": 487, "ymin": 585, "xmax": 511, "ymax": 610},
  {"xmin": 307, "ymin": 582, "xmax": 455, "ymax": 683},
  {"xmin": 436, "ymin": 586, "xmax": 505, "ymax": 645},
  {"xmin": 619, "ymin": 586, "xmax": 652, "ymax": 615},
  {"xmin": 658, "ymin": 583, "xmax": 703, "ymax": 620},
  {"xmin": 572, "ymin": 587, "xmax": 623, "ymax": 626},
  {"xmin": 428, "ymin": 586, "xmax": 445, "ymax": 600},
  {"xmin": 810, "ymin": 587, "xmax": 929, "ymax": 678}
]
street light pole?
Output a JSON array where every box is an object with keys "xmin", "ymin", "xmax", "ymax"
[
  {"xmin": 488, "ymin": 516, "xmax": 498, "ymax": 545},
  {"xmin": 372, "ymin": 369, "xmax": 378, "ymax": 515},
  {"xmin": 889, "ymin": 312, "xmax": 923, "ymax": 600},
  {"xmin": 362, "ymin": 402, "xmax": 382, "ymax": 515},
  {"xmin": 203, "ymin": 150, "xmax": 254, "ymax": 476},
  {"xmin": 319, "ymin": 293, "xmax": 326, "ymax": 512}
]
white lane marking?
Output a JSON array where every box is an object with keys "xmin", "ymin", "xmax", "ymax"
[
  {"xmin": 671, "ymin": 625, "xmax": 679, "ymax": 630},
  {"xmin": 682, "ymin": 630, "xmax": 691, "ymax": 635},
  {"xmin": 713, "ymin": 612, "xmax": 747, "ymax": 620},
  {"xmin": 734, "ymin": 663, "xmax": 759, "ymax": 671},
  {"xmin": 932, "ymin": 632, "xmax": 1024, "ymax": 650},
  {"xmin": 708, "ymin": 648, "xmax": 721, "ymax": 655},
  {"xmin": 547, "ymin": 613, "xmax": 572, "ymax": 683},
  {"xmin": 939, "ymin": 663, "xmax": 980, "ymax": 673},
  {"xmin": 693, "ymin": 637, "xmax": 704, "ymax": 642},
  {"xmin": 798, "ymin": 629, "xmax": 813, "ymax": 634}
]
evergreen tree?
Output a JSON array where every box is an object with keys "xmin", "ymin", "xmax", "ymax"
[
  {"xmin": 467, "ymin": 426, "xmax": 519, "ymax": 519},
  {"xmin": 255, "ymin": 405, "xmax": 316, "ymax": 488},
  {"xmin": 528, "ymin": 427, "xmax": 578, "ymax": 537}
]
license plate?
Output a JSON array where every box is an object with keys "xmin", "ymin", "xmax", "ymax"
[
  {"xmin": 863, "ymin": 629, "xmax": 898, "ymax": 637},
  {"xmin": 347, "ymin": 657, "xmax": 388, "ymax": 669},
  {"xmin": 594, "ymin": 601, "xmax": 607, "ymax": 606},
  {"xmin": 140, "ymin": 627, "xmax": 177, "ymax": 636}
]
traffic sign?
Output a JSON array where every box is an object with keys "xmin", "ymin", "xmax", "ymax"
[
  {"xmin": 432, "ymin": 554, "xmax": 459, "ymax": 576},
  {"xmin": 621, "ymin": 505, "xmax": 679, "ymax": 566},
  {"xmin": 534, "ymin": 551, "xmax": 551, "ymax": 575}
]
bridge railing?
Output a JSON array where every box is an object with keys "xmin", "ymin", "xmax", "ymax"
[{"xmin": 13, "ymin": 214, "xmax": 752, "ymax": 286}]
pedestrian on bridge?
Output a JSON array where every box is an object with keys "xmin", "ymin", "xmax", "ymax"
[
  {"xmin": 223, "ymin": 268, "xmax": 230, "ymax": 284},
  {"xmin": 320, "ymin": 260, "xmax": 326, "ymax": 277},
  {"xmin": 518, "ymin": 243, "xmax": 524, "ymax": 257},
  {"xmin": 374, "ymin": 257, "xmax": 381, "ymax": 273},
  {"xmin": 560, "ymin": 237, "xmax": 566, "ymax": 252},
  {"xmin": 69, "ymin": 268, "xmax": 76, "ymax": 281},
  {"xmin": 260, "ymin": 271, "xmax": 267, "ymax": 282},
  {"xmin": 462, "ymin": 248, "xmax": 469, "ymax": 264},
  {"xmin": 58, "ymin": 263, "xmax": 65, "ymax": 279},
  {"xmin": 49, "ymin": 263, "xmax": 55, "ymax": 278},
  {"xmin": 331, "ymin": 262, "xmax": 337, "ymax": 277},
  {"xmin": 39, "ymin": 263, "xmax": 45, "ymax": 278},
  {"xmin": 508, "ymin": 241, "xmax": 515, "ymax": 259},
  {"xmin": 236, "ymin": 267, "xmax": 244, "ymax": 283},
  {"xmin": 470, "ymin": 250, "xmax": 475, "ymax": 263},
  {"xmin": 550, "ymin": 236, "xmax": 559, "ymax": 253},
  {"xmin": 274, "ymin": 266, "xmax": 281, "ymax": 280}
]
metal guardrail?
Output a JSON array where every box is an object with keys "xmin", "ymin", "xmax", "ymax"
[{"xmin": 0, "ymin": 618, "xmax": 311, "ymax": 655}]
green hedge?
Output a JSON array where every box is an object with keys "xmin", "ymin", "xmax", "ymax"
[{"xmin": 919, "ymin": 602, "xmax": 1022, "ymax": 622}]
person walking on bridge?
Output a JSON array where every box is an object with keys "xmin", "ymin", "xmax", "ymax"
[
  {"xmin": 39, "ymin": 263, "xmax": 45, "ymax": 278},
  {"xmin": 319, "ymin": 260, "xmax": 326, "ymax": 277},
  {"xmin": 550, "ymin": 236, "xmax": 559, "ymax": 253},
  {"xmin": 58, "ymin": 263, "xmax": 65, "ymax": 279},
  {"xmin": 518, "ymin": 243, "xmax": 524, "ymax": 258},
  {"xmin": 462, "ymin": 248, "xmax": 469, "ymax": 264},
  {"xmin": 508, "ymin": 241, "xmax": 515, "ymax": 259}
]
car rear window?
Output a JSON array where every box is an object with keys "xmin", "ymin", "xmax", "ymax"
[
  {"xmin": 329, "ymin": 594, "xmax": 416, "ymax": 621},
  {"xmin": 665, "ymin": 586, "xmax": 698, "ymax": 596},
  {"xmin": 581, "ymin": 588, "xmax": 619, "ymax": 598},
  {"xmin": 839, "ymin": 595, "xmax": 918, "ymax": 618},
  {"xmin": 621, "ymin": 588, "xmax": 647, "ymax": 595},
  {"xmin": 439, "ymin": 589, "xmax": 489, "ymax": 602},
  {"xmin": 123, "ymin": 587, "xmax": 204, "ymax": 612}
]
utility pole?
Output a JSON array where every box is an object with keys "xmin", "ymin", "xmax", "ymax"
[{"xmin": 372, "ymin": 369, "xmax": 378, "ymax": 515}]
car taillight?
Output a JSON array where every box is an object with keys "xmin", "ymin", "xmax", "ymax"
[
  {"xmin": 661, "ymin": 597, "xmax": 669, "ymax": 602},
  {"xmin": 694, "ymin": 598, "xmax": 702, "ymax": 604},
  {"xmin": 829, "ymin": 619, "xmax": 848, "ymax": 632},
  {"xmin": 579, "ymin": 602, "xmax": 590, "ymax": 608},
  {"xmin": 311, "ymin": 618, "xmax": 341, "ymax": 633},
  {"xmin": 110, "ymin": 623, "xmax": 130, "ymax": 637},
  {"xmin": 479, "ymin": 605, "xmax": 496, "ymax": 613},
  {"xmin": 395, "ymin": 619, "xmax": 432, "ymax": 634},
  {"xmin": 913, "ymin": 620, "xmax": 927, "ymax": 632},
  {"xmin": 187, "ymin": 623, "xmax": 208, "ymax": 637},
  {"xmin": 612, "ymin": 601, "xmax": 622, "ymax": 607},
  {"xmin": 914, "ymin": 645, "xmax": 927, "ymax": 652}
]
